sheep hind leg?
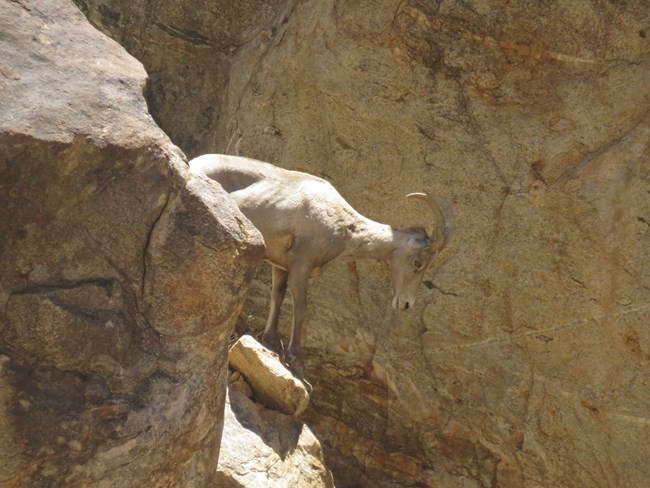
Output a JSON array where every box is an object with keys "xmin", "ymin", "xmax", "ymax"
[
  {"xmin": 285, "ymin": 262, "xmax": 311, "ymax": 379},
  {"xmin": 261, "ymin": 265, "xmax": 288, "ymax": 355}
]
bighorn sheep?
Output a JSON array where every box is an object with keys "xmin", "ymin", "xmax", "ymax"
[{"xmin": 189, "ymin": 154, "xmax": 453, "ymax": 376}]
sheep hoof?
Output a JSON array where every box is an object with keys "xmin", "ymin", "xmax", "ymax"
[
  {"xmin": 286, "ymin": 353, "xmax": 305, "ymax": 379},
  {"xmin": 261, "ymin": 333, "xmax": 283, "ymax": 355}
]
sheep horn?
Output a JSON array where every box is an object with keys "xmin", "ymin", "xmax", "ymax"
[{"xmin": 406, "ymin": 192, "xmax": 454, "ymax": 251}]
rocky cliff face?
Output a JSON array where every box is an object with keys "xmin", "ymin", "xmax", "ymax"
[
  {"xmin": 15, "ymin": 0, "xmax": 650, "ymax": 486},
  {"xmin": 0, "ymin": 1, "xmax": 263, "ymax": 486},
  {"xmin": 74, "ymin": 0, "xmax": 290, "ymax": 158}
]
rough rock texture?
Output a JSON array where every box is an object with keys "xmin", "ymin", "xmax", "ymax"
[
  {"xmin": 229, "ymin": 335, "xmax": 311, "ymax": 416},
  {"xmin": 75, "ymin": 0, "xmax": 650, "ymax": 487},
  {"xmin": 216, "ymin": 372, "xmax": 333, "ymax": 488},
  {"xmin": 0, "ymin": 1, "xmax": 263, "ymax": 486},
  {"xmin": 73, "ymin": 0, "xmax": 291, "ymax": 157}
]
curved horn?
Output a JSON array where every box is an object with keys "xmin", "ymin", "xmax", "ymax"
[{"xmin": 406, "ymin": 192, "xmax": 454, "ymax": 251}]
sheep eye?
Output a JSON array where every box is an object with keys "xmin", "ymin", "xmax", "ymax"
[{"xmin": 413, "ymin": 259, "xmax": 423, "ymax": 270}]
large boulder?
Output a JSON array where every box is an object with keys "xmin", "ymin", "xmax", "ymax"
[
  {"xmin": 71, "ymin": 0, "xmax": 650, "ymax": 486},
  {"xmin": 73, "ymin": 0, "xmax": 289, "ymax": 157},
  {"xmin": 0, "ymin": 1, "xmax": 263, "ymax": 486}
]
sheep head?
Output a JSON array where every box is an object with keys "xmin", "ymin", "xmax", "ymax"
[{"xmin": 389, "ymin": 193, "xmax": 454, "ymax": 310}]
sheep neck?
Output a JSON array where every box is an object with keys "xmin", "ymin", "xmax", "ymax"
[{"xmin": 342, "ymin": 218, "xmax": 403, "ymax": 261}]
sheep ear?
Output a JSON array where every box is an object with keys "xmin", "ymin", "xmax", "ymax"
[{"xmin": 409, "ymin": 235, "xmax": 429, "ymax": 250}]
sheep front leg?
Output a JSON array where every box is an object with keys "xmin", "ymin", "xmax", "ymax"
[
  {"xmin": 261, "ymin": 265, "xmax": 288, "ymax": 354},
  {"xmin": 286, "ymin": 262, "xmax": 311, "ymax": 378}
]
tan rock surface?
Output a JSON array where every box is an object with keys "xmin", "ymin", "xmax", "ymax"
[
  {"xmin": 229, "ymin": 335, "xmax": 311, "ymax": 416},
  {"xmin": 74, "ymin": 0, "xmax": 650, "ymax": 486},
  {"xmin": 74, "ymin": 0, "xmax": 289, "ymax": 157},
  {"xmin": 223, "ymin": 2, "xmax": 650, "ymax": 486},
  {"xmin": 0, "ymin": 1, "xmax": 263, "ymax": 486},
  {"xmin": 216, "ymin": 374, "xmax": 334, "ymax": 488}
]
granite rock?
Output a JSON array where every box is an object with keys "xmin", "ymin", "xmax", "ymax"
[
  {"xmin": 72, "ymin": 0, "xmax": 650, "ymax": 486},
  {"xmin": 0, "ymin": 1, "xmax": 263, "ymax": 486},
  {"xmin": 229, "ymin": 335, "xmax": 311, "ymax": 416},
  {"xmin": 216, "ymin": 373, "xmax": 333, "ymax": 488}
]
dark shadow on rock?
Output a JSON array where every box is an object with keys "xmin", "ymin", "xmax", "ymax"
[{"xmin": 226, "ymin": 382, "xmax": 303, "ymax": 460}]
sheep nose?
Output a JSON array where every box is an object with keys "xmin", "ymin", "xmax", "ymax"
[{"xmin": 392, "ymin": 296, "xmax": 412, "ymax": 311}]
